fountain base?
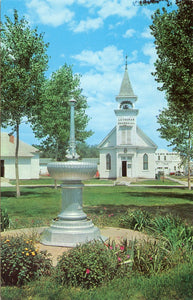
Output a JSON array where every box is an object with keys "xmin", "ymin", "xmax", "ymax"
[
  {"xmin": 41, "ymin": 218, "xmax": 106, "ymax": 247},
  {"xmin": 41, "ymin": 178, "xmax": 106, "ymax": 247}
]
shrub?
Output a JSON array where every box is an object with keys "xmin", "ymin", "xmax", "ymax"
[
  {"xmin": 1, "ymin": 208, "xmax": 10, "ymax": 231},
  {"xmin": 148, "ymin": 214, "xmax": 193, "ymax": 250},
  {"xmin": 133, "ymin": 240, "xmax": 172, "ymax": 276},
  {"xmin": 1, "ymin": 235, "xmax": 53, "ymax": 286},
  {"xmin": 55, "ymin": 239, "xmax": 134, "ymax": 289},
  {"xmin": 119, "ymin": 209, "xmax": 151, "ymax": 231}
]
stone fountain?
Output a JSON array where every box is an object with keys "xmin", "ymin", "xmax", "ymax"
[{"xmin": 41, "ymin": 99, "xmax": 105, "ymax": 247}]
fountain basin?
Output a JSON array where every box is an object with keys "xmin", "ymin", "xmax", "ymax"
[{"xmin": 47, "ymin": 161, "xmax": 97, "ymax": 181}]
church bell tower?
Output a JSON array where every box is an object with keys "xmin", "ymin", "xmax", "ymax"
[{"xmin": 114, "ymin": 57, "xmax": 139, "ymax": 147}]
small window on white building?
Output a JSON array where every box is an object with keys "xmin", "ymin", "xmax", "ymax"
[
  {"xmin": 164, "ymin": 156, "xmax": 166, "ymax": 161},
  {"xmin": 120, "ymin": 126, "xmax": 132, "ymax": 145},
  {"xmin": 106, "ymin": 154, "xmax": 111, "ymax": 170},
  {"xmin": 143, "ymin": 154, "xmax": 148, "ymax": 170},
  {"xmin": 158, "ymin": 156, "xmax": 160, "ymax": 160}
]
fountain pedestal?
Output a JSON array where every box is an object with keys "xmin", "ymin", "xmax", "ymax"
[
  {"xmin": 41, "ymin": 99, "xmax": 106, "ymax": 247},
  {"xmin": 41, "ymin": 162, "xmax": 105, "ymax": 247}
]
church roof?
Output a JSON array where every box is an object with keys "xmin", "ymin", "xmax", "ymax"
[{"xmin": 118, "ymin": 67, "xmax": 135, "ymax": 97}]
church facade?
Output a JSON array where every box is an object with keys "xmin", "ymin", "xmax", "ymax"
[{"xmin": 98, "ymin": 65, "xmax": 157, "ymax": 180}]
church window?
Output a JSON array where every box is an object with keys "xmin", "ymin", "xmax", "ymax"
[
  {"xmin": 164, "ymin": 156, "xmax": 166, "ymax": 161},
  {"xmin": 120, "ymin": 126, "xmax": 131, "ymax": 144},
  {"xmin": 158, "ymin": 156, "xmax": 160, "ymax": 160},
  {"xmin": 106, "ymin": 154, "xmax": 111, "ymax": 170},
  {"xmin": 143, "ymin": 154, "xmax": 148, "ymax": 170}
]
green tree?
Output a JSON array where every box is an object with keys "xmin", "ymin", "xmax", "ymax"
[
  {"xmin": 76, "ymin": 142, "xmax": 99, "ymax": 158},
  {"xmin": 1, "ymin": 10, "xmax": 49, "ymax": 197},
  {"xmin": 31, "ymin": 64, "xmax": 93, "ymax": 161},
  {"xmin": 150, "ymin": 0, "xmax": 193, "ymax": 113},
  {"xmin": 149, "ymin": 1, "xmax": 193, "ymax": 189},
  {"xmin": 157, "ymin": 105, "xmax": 193, "ymax": 189}
]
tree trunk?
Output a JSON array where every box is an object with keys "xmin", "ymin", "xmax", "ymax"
[
  {"xmin": 187, "ymin": 131, "xmax": 192, "ymax": 190},
  {"xmin": 187, "ymin": 157, "xmax": 191, "ymax": 190},
  {"xmin": 54, "ymin": 141, "xmax": 59, "ymax": 189},
  {"xmin": 15, "ymin": 122, "xmax": 20, "ymax": 197}
]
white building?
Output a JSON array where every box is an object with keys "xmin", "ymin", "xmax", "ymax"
[
  {"xmin": 39, "ymin": 158, "xmax": 53, "ymax": 175},
  {"xmin": 155, "ymin": 149, "xmax": 184, "ymax": 175},
  {"xmin": 98, "ymin": 64, "xmax": 157, "ymax": 180},
  {"xmin": 1, "ymin": 132, "xmax": 39, "ymax": 180}
]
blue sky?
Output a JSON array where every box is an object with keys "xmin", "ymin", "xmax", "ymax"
[{"xmin": 2, "ymin": 0, "xmax": 176, "ymax": 150}]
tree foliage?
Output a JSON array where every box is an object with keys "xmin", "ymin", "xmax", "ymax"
[
  {"xmin": 31, "ymin": 64, "xmax": 93, "ymax": 161},
  {"xmin": 150, "ymin": 1, "xmax": 193, "ymax": 112},
  {"xmin": 151, "ymin": 1, "xmax": 193, "ymax": 189},
  {"xmin": 1, "ymin": 10, "xmax": 49, "ymax": 196},
  {"xmin": 157, "ymin": 106, "xmax": 193, "ymax": 158},
  {"xmin": 76, "ymin": 142, "xmax": 99, "ymax": 158},
  {"xmin": 1, "ymin": 10, "xmax": 49, "ymax": 127},
  {"xmin": 157, "ymin": 105, "xmax": 193, "ymax": 189}
]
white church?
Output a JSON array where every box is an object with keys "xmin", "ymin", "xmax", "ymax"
[{"xmin": 98, "ymin": 63, "xmax": 157, "ymax": 180}]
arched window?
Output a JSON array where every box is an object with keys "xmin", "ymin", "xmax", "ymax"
[
  {"xmin": 106, "ymin": 154, "xmax": 111, "ymax": 170},
  {"xmin": 143, "ymin": 154, "xmax": 148, "ymax": 170}
]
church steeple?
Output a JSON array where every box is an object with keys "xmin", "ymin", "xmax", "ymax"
[{"xmin": 116, "ymin": 57, "xmax": 137, "ymax": 107}]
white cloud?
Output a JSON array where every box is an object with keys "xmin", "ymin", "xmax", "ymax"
[
  {"xmin": 141, "ymin": 27, "xmax": 153, "ymax": 39},
  {"xmin": 72, "ymin": 46, "xmax": 123, "ymax": 73},
  {"xmin": 26, "ymin": 0, "xmax": 138, "ymax": 31},
  {"xmin": 142, "ymin": 42, "xmax": 157, "ymax": 65},
  {"xmin": 26, "ymin": 0, "xmax": 74, "ymax": 27},
  {"xmin": 98, "ymin": 1, "xmax": 138, "ymax": 19},
  {"xmin": 141, "ymin": 7, "xmax": 153, "ymax": 19},
  {"xmin": 127, "ymin": 50, "xmax": 138, "ymax": 62},
  {"xmin": 71, "ymin": 17, "xmax": 103, "ymax": 33},
  {"xmin": 123, "ymin": 28, "xmax": 136, "ymax": 38}
]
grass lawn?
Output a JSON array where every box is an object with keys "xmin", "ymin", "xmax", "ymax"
[
  {"xmin": 1, "ymin": 184, "xmax": 193, "ymax": 300},
  {"xmin": 1, "ymin": 185, "xmax": 193, "ymax": 229},
  {"xmin": 9, "ymin": 177, "xmax": 182, "ymax": 186},
  {"xmin": 131, "ymin": 178, "xmax": 180, "ymax": 185}
]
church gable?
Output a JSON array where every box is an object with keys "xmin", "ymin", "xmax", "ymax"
[
  {"xmin": 98, "ymin": 127, "xmax": 116, "ymax": 148},
  {"xmin": 136, "ymin": 126, "xmax": 157, "ymax": 149}
]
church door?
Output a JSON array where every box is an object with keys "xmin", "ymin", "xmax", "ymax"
[
  {"xmin": 1, "ymin": 160, "xmax": 5, "ymax": 177},
  {"xmin": 122, "ymin": 161, "xmax": 127, "ymax": 177}
]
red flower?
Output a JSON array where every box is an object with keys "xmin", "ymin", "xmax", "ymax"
[
  {"xmin": 120, "ymin": 246, "xmax": 124, "ymax": 251},
  {"xmin": 118, "ymin": 257, "xmax": 121, "ymax": 261},
  {"xmin": 86, "ymin": 268, "xmax": 90, "ymax": 274}
]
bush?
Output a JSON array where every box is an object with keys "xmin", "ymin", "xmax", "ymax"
[
  {"xmin": 55, "ymin": 239, "xmax": 134, "ymax": 289},
  {"xmin": 119, "ymin": 209, "xmax": 151, "ymax": 231},
  {"xmin": 133, "ymin": 240, "xmax": 172, "ymax": 276},
  {"xmin": 1, "ymin": 208, "xmax": 10, "ymax": 231},
  {"xmin": 1, "ymin": 235, "xmax": 53, "ymax": 286},
  {"xmin": 148, "ymin": 214, "xmax": 193, "ymax": 250}
]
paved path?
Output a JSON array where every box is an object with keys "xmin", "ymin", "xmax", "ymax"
[{"xmin": 2, "ymin": 226, "xmax": 153, "ymax": 266}]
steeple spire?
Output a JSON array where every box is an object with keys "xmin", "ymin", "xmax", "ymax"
[
  {"xmin": 115, "ymin": 60, "xmax": 138, "ymax": 105},
  {"xmin": 118, "ymin": 64, "xmax": 135, "ymax": 97},
  {"xmin": 125, "ymin": 55, "xmax": 128, "ymax": 70}
]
